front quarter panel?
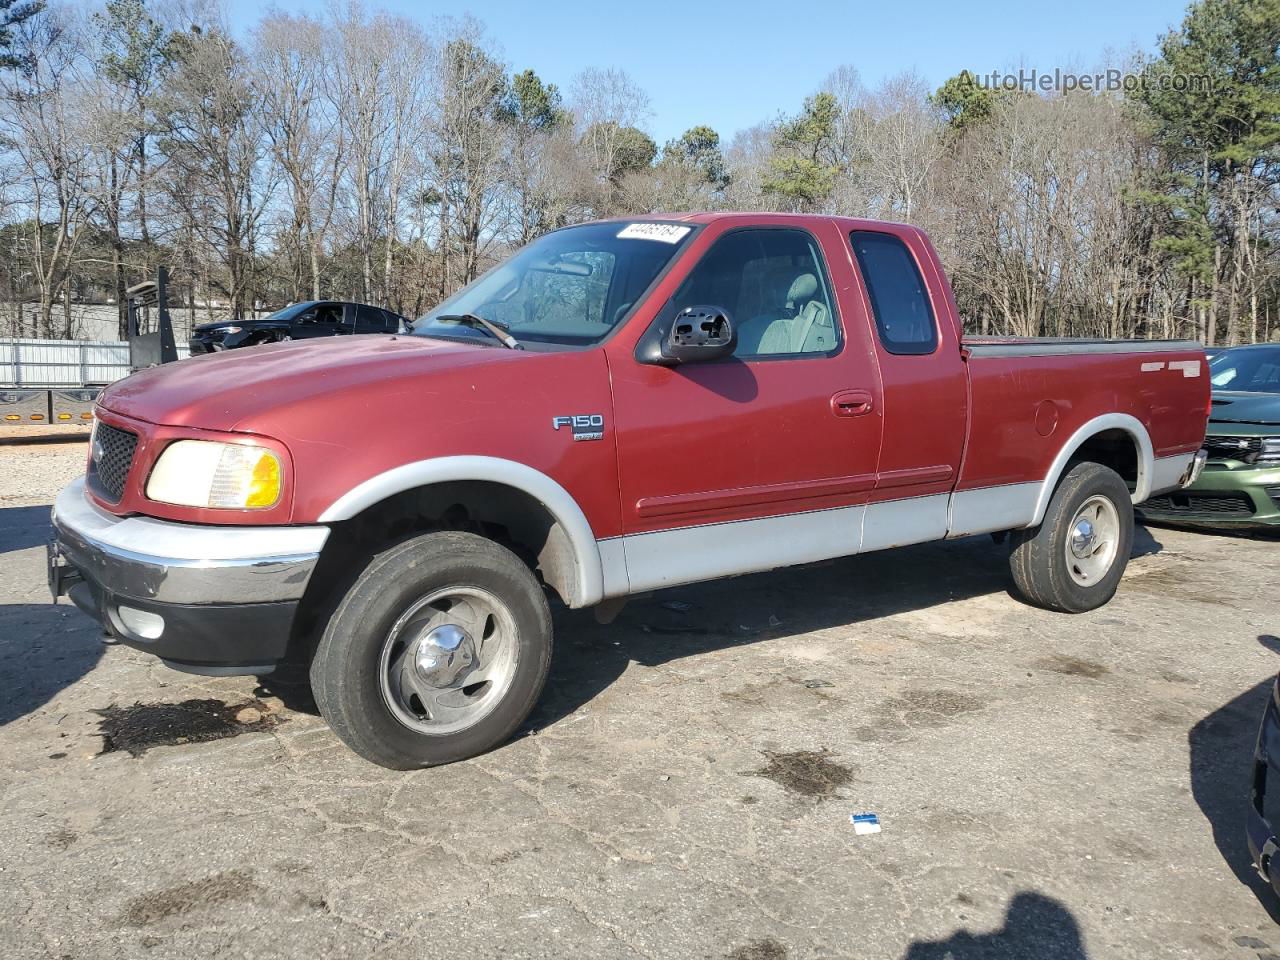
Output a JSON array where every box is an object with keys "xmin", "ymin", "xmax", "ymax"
[{"xmin": 271, "ymin": 348, "xmax": 623, "ymax": 537}]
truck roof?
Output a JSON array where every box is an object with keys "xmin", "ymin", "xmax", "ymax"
[{"xmin": 607, "ymin": 211, "xmax": 920, "ymax": 234}]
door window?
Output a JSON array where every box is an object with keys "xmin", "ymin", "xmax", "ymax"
[
  {"xmin": 298, "ymin": 304, "xmax": 341, "ymax": 326},
  {"xmin": 671, "ymin": 229, "xmax": 839, "ymax": 358},
  {"xmin": 849, "ymin": 231, "xmax": 938, "ymax": 355}
]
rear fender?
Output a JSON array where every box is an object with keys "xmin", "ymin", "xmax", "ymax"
[{"xmin": 1031, "ymin": 413, "xmax": 1154, "ymax": 525}]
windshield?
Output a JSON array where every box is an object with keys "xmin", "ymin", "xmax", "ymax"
[
  {"xmin": 413, "ymin": 221, "xmax": 695, "ymax": 347},
  {"xmin": 1209, "ymin": 346, "xmax": 1280, "ymax": 393}
]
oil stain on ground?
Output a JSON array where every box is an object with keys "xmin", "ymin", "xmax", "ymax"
[
  {"xmin": 856, "ymin": 687, "xmax": 984, "ymax": 743},
  {"xmin": 1035, "ymin": 654, "xmax": 1110, "ymax": 679},
  {"xmin": 44, "ymin": 827, "xmax": 77, "ymax": 850},
  {"xmin": 727, "ymin": 937, "xmax": 788, "ymax": 960},
  {"xmin": 120, "ymin": 869, "xmax": 262, "ymax": 927},
  {"xmin": 95, "ymin": 698, "xmax": 284, "ymax": 757},
  {"xmin": 748, "ymin": 749, "xmax": 854, "ymax": 799}
]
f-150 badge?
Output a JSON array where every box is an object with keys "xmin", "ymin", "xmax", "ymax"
[{"xmin": 552, "ymin": 414, "xmax": 604, "ymax": 441}]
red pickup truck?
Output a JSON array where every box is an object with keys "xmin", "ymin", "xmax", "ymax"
[{"xmin": 49, "ymin": 213, "xmax": 1209, "ymax": 768}]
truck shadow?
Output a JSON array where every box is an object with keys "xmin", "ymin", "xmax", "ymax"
[
  {"xmin": 1131, "ymin": 523, "xmax": 1164, "ymax": 559},
  {"xmin": 0, "ymin": 502, "xmax": 106, "ymax": 727},
  {"xmin": 530, "ymin": 526, "xmax": 1170, "ymax": 734},
  {"xmin": 0, "ymin": 504, "xmax": 55, "ymax": 555},
  {"xmin": 1187, "ymin": 634, "xmax": 1280, "ymax": 923},
  {"xmin": 530, "ymin": 533, "xmax": 1026, "ymax": 732},
  {"xmin": 898, "ymin": 891, "xmax": 1088, "ymax": 959},
  {"xmin": 0, "ymin": 603, "xmax": 103, "ymax": 727}
]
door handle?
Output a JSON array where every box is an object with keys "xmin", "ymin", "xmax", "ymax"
[{"xmin": 831, "ymin": 389, "xmax": 874, "ymax": 418}]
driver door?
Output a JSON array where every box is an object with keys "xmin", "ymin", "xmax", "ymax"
[
  {"xmin": 291, "ymin": 303, "xmax": 343, "ymax": 339},
  {"xmin": 607, "ymin": 220, "xmax": 883, "ymax": 593}
]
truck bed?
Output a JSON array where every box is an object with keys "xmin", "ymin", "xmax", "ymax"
[{"xmin": 950, "ymin": 335, "xmax": 1209, "ymax": 536}]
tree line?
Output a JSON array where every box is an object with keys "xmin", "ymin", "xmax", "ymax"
[{"xmin": 1, "ymin": 0, "xmax": 1277, "ymax": 345}]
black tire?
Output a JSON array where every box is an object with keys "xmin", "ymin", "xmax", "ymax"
[
  {"xmin": 1008, "ymin": 461, "xmax": 1134, "ymax": 613},
  {"xmin": 309, "ymin": 531, "xmax": 552, "ymax": 769}
]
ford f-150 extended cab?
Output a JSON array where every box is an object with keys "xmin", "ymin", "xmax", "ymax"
[{"xmin": 48, "ymin": 213, "xmax": 1210, "ymax": 768}]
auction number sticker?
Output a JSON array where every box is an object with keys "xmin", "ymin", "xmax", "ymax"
[{"xmin": 617, "ymin": 223, "xmax": 692, "ymax": 244}]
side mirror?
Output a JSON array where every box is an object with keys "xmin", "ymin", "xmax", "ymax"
[{"xmin": 658, "ymin": 305, "xmax": 736, "ymax": 365}]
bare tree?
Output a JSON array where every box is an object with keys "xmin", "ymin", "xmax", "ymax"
[
  {"xmin": 569, "ymin": 66, "xmax": 650, "ymax": 215},
  {"xmin": 254, "ymin": 11, "xmax": 335, "ymax": 302},
  {"xmin": 0, "ymin": 7, "xmax": 91, "ymax": 335},
  {"xmin": 155, "ymin": 25, "xmax": 272, "ymax": 318},
  {"xmin": 432, "ymin": 23, "xmax": 507, "ymax": 289},
  {"xmin": 839, "ymin": 71, "xmax": 945, "ymax": 222}
]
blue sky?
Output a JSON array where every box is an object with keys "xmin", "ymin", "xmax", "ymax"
[{"xmin": 230, "ymin": 0, "xmax": 1190, "ymax": 145}]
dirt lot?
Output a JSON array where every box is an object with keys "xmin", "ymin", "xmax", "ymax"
[{"xmin": 2, "ymin": 430, "xmax": 1278, "ymax": 959}]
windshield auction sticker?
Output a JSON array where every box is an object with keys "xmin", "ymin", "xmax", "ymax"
[{"xmin": 617, "ymin": 223, "xmax": 692, "ymax": 244}]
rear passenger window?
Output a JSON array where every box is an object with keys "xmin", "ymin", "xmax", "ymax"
[
  {"xmin": 356, "ymin": 305, "xmax": 388, "ymax": 332},
  {"xmin": 849, "ymin": 231, "xmax": 937, "ymax": 356}
]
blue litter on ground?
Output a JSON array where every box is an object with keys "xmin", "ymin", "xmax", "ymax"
[{"xmin": 850, "ymin": 813, "xmax": 881, "ymax": 835}]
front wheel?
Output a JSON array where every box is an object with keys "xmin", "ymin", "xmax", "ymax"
[
  {"xmin": 310, "ymin": 531, "xmax": 553, "ymax": 769},
  {"xmin": 1008, "ymin": 461, "xmax": 1134, "ymax": 613}
]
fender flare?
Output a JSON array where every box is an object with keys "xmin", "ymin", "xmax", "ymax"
[
  {"xmin": 317, "ymin": 456, "xmax": 605, "ymax": 607},
  {"xmin": 1031, "ymin": 413, "xmax": 1154, "ymax": 526}
]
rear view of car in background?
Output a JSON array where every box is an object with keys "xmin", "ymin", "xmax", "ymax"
[
  {"xmin": 1138, "ymin": 343, "xmax": 1280, "ymax": 529},
  {"xmin": 189, "ymin": 300, "xmax": 407, "ymax": 354}
]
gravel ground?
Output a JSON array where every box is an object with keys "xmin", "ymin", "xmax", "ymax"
[
  {"xmin": 0, "ymin": 426, "xmax": 91, "ymax": 508},
  {"xmin": 1, "ymin": 433, "xmax": 1278, "ymax": 959}
]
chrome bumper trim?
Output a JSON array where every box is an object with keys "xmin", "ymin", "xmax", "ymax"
[
  {"xmin": 1183, "ymin": 449, "xmax": 1208, "ymax": 488},
  {"xmin": 51, "ymin": 477, "xmax": 329, "ymax": 605}
]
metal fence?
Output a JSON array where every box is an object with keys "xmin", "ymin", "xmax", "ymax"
[{"xmin": 0, "ymin": 338, "xmax": 191, "ymax": 387}]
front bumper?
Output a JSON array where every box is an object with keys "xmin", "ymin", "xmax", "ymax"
[
  {"xmin": 1137, "ymin": 457, "xmax": 1280, "ymax": 527},
  {"xmin": 187, "ymin": 336, "xmax": 221, "ymax": 355},
  {"xmin": 49, "ymin": 477, "xmax": 329, "ymax": 674},
  {"xmin": 1249, "ymin": 675, "xmax": 1280, "ymax": 896}
]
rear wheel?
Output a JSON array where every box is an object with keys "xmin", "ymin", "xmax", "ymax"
[
  {"xmin": 310, "ymin": 531, "xmax": 552, "ymax": 769},
  {"xmin": 1008, "ymin": 461, "xmax": 1134, "ymax": 613}
]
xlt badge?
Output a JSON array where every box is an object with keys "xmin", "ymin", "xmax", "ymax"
[{"xmin": 552, "ymin": 414, "xmax": 604, "ymax": 442}]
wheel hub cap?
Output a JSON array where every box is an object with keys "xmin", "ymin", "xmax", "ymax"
[
  {"xmin": 379, "ymin": 586, "xmax": 520, "ymax": 736},
  {"xmin": 413, "ymin": 623, "xmax": 476, "ymax": 688},
  {"xmin": 1070, "ymin": 518, "xmax": 1096, "ymax": 559},
  {"xmin": 1064, "ymin": 495, "xmax": 1120, "ymax": 586}
]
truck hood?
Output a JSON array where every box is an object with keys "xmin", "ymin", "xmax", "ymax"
[
  {"xmin": 99, "ymin": 335, "xmax": 521, "ymax": 433},
  {"xmin": 1210, "ymin": 390, "xmax": 1280, "ymax": 427}
]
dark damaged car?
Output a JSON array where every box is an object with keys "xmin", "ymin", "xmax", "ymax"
[
  {"xmin": 1250, "ymin": 673, "xmax": 1280, "ymax": 897},
  {"xmin": 190, "ymin": 300, "xmax": 408, "ymax": 354}
]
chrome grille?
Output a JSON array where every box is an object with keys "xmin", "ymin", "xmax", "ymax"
[{"xmin": 88, "ymin": 422, "xmax": 138, "ymax": 502}]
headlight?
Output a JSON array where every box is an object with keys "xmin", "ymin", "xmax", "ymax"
[
  {"xmin": 219, "ymin": 326, "xmax": 242, "ymax": 335},
  {"xmin": 1260, "ymin": 437, "xmax": 1280, "ymax": 464},
  {"xmin": 146, "ymin": 440, "xmax": 282, "ymax": 509}
]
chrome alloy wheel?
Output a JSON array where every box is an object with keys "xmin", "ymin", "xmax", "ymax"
[
  {"xmin": 1065, "ymin": 494, "xmax": 1120, "ymax": 587},
  {"xmin": 378, "ymin": 586, "xmax": 519, "ymax": 735}
]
